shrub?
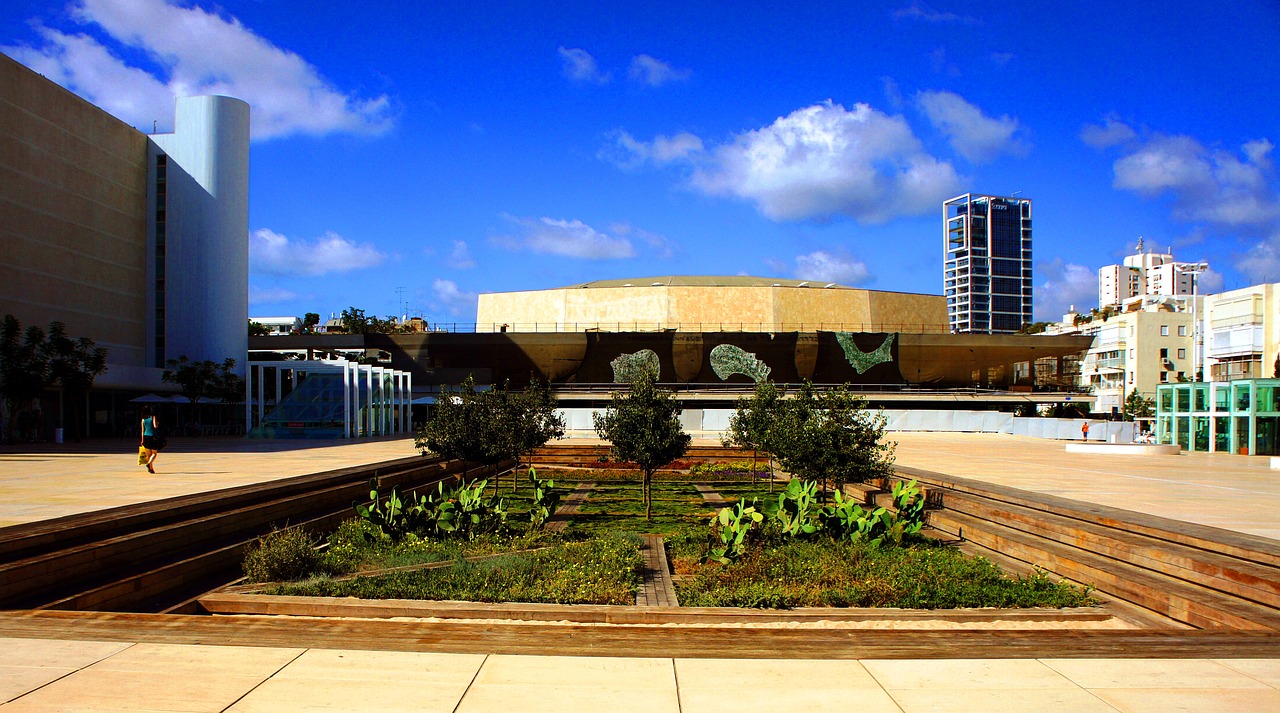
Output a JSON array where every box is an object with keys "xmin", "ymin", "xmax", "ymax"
[{"xmin": 243, "ymin": 526, "xmax": 322, "ymax": 582}]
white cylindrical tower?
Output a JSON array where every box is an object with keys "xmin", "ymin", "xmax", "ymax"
[{"xmin": 149, "ymin": 95, "xmax": 250, "ymax": 374}]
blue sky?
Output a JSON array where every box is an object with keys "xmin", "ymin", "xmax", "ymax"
[{"xmin": 4, "ymin": 0, "xmax": 1279, "ymax": 325}]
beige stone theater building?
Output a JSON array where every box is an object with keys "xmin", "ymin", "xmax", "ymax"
[{"xmin": 476, "ymin": 276, "xmax": 949, "ymax": 334}]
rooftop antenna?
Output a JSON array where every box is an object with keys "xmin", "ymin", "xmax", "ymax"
[
  {"xmin": 152, "ymin": 120, "xmax": 157, "ymax": 134},
  {"xmin": 395, "ymin": 286, "xmax": 407, "ymax": 314}
]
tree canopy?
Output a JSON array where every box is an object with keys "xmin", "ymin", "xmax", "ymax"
[
  {"xmin": 415, "ymin": 377, "xmax": 566, "ymax": 489},
  {"xmin": 593, "ymin": 374, "xmax": 690, "ymax": 520},
  {"xmin": 1, "ymin": 315, "xmax": 108, "ymax": 440},
  {"xmin": 162, "ymin": 356, "xmax": 245, "ymax": 406},
  {"xmin": 727, "ymin": 380, "xmax": 895, "ymax": 497},
  {"xmin": 337, "ymin": 306, "xmax": 414, "ymax": 334}
]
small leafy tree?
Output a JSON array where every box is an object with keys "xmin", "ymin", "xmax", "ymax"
[
  {"xmin": 416, "ymin": 378, "xmax": 565, "ymax": 492},
  {"xmin": 46, "ymin": 322, "xmax": 107, "ymax": 441},
  {"xmin": 593, "ymin": 373, "xmax": 690, "ymax": 521},
  {"xmin": 162, "ymin": 356, "xmax": 245, "ymax": 427},
  {"xmin": 415, "ymin": 376, "xmax": 491, "ymax": 477},
  {"xmin": 303, "ymin": 312, "xmax": 321, "ymax": 333},
  {"xmin": 248, "ymin": 321, "xmax": 270, "ymax": 337},
  {"xmin": 0, "ymin": 315, "xmax": 51, "ymax": 442},
  {"xmin": 769, "ymin": 382, "xmax": 895, "ymax": 499},
  {"xmin": 1122, "ymin": 391, "xmax": 1155, "ymax": 421},
  {"xmin": 724, "ymin": 380, "xmax": 784, "ymax": 491}
]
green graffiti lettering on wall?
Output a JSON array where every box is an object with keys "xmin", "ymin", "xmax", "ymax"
[
  {"xmin": 709, "ymin": 344, "xmax": 772, "ymax": 383},
  {"xmin": 610, "ymin": 349, "xmax": 661, "ymax": 383},
  {"xmin": 836, "ymin": 333, "xmax": 896, "ymax": 374}
]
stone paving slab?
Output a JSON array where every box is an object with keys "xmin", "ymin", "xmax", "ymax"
[{"xmin": 2, "ymin": 638, "xmax": 1279, "ymax": 712}]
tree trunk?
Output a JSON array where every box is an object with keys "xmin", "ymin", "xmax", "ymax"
[{"xmin": 644, "ymin": 469, "xmax": 652, "ymax": 521}]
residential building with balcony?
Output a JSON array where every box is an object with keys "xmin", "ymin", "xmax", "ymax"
[
  {"xmin": 1202, "ymin": 283, "xmax": 1280, "ymax": 382},
  {"xmin": 1052, "ymin": 305, "xmax": 1193, "ymax": 415}
]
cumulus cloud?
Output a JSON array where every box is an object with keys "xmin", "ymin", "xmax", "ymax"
[
  {"xmin": 446, "ymin": 241, "xmax": 477, "ymax": 269},
  {"xmin": 1080, "ymin": 116, "xmax": 1137, "ymax": 149},
  {"xmin": 1036, "ymin": 258, "xmax": 1098, "ymax": 321},
  {"xmin": 431, "ymin": 279, "xmax": 478, "ymax": 319},
  {"xmin": 791, "ymin": 251, "xmax": 872, "ymax": 286},
  {"xmin": 689, "ymin": 101, "xmax": 964, "ymax": 222},
  {"xmin": 917, "ymin": 90, "xmax": 1029, "ymax": 163},
  {"xmin": 628, "ymin": 54, "xmax": 691, "ymax": 86},
  {"xmin": 248, "ymin": 286, "xmax": 299, "ymax": 305},
  {"xmin": 558, "ymin": 46, "xmax": 610, "ymax": 84},
  {"xmin": 494, "ymin": 216, "xmax": 638, "ymax": 260},
  {"xmin": 1113, "ymin": 134, "xmax": 1280, "ymax": 229},
  {"xmin": 3, "ymin": 0, "xmax": 392, "ymax": 139},
  {"xmin": 251, "ymin": 228, "xmax": 386, "ymax": 276},
  {"xmin": 600, "ymin": 130, "xmax": 703, "ymax": 168}
]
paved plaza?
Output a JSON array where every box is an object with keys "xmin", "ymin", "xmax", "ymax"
[{"xmin": 1, "ymin": 432, "xmax": 1279, "ymax": 710}]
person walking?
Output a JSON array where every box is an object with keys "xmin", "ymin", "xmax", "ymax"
[
  {"xmin": 139, "ymin": 406, "xmax": 164, "ymax": 474},
  {"xmin": 1081, "ymin": 421, "xmax": 1090, "ymax": 441}
]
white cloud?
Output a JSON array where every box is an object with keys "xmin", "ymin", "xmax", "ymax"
[
  {"xmin": 792, "ymin": 251, "xmax": 872, "ymax": 286},
  {"xmin": 431, "ymin": 279, "xmax": 477, "ymax": 319},
  {"xmin": 447, "ymin": 241, "xmax": 477, "ymax": 269},
  {"xmin": 248, "ymin": 286, "xmax": 299, "ymax": 304},
  {"xmin": 251, "ymin": 228, "xmax": 386, "ymax": 276},
  {"xmin": 1237, "ymin": 237, "xmax": 1280, "ymax": 284},
  {"xmin": 558, "ymin": 46, "xmax": 610, "ymax": 84},
  {"xmin": 917, "ymin": 90, "xmax": 1028, "ymax": 163},
  {"xmin": 690, "ymin": 101, "xmax": 964, "ymax": 222},
  {"xmin": 611, "ymin": 222, "xmax": 677, "ymax": 259},
  {"xmin": 3, "ymin": 0, "xmax": 392, "ymax": 140},
  {"xmin": 1198, "ymin": 267, "xmax": 1225, "ymax": 293},
  {"xmin": 1036, "ymin": 258, "xmax": 1098, "ymax": 320},
  {"xmin": 494, "ymin": 216, "xmax": 637, "ymax": 260},
  {"xmin": 893, "ymin": 1, "xmax": 979, "ymax": 24},
  {"xmin": 600, "ymin": 130, "xmax": 703, "ymax": 168},
  {"xmin": 1080, "ymin": 116, "xmax": 1136, "ymax": 149},
  {"xmin": 628, "ymin": 54, "xmax": 691, "ymax": 86},
  {"xmin": 1113, "ymin": 134, "xmax": 1280, "ymax": 229}
]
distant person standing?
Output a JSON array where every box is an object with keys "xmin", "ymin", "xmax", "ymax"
[
  {"xmin": 1081, "ymin": 421, "xmax": 1090, "ymax": 441},
  {"xmin": 139, "ymin": 407, "xmax": 164, "ymax": 473}
]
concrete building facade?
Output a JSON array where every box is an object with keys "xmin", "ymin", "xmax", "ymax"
[
  {"xmin": 476, "ymin": 276, "xmax": 949, "ymax": 334},
  {"xmin": 943, "ymin": 193, "xmax": 1033, "ymax": 334},
  {"xmin": 1073, "ymin": 308, "xmax": 1194, "ymax": 415},
  {"xmin": 1, "ymin": 55, "xmax": 249, "ymax": 434}
]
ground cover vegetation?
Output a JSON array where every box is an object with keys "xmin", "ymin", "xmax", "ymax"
[
  {"xmin": 243, "ymin": 469, "xmax": 645, "ymax": 604},
  {"xmin": 562, "ymin": 480, "xmax": 716, "ymax": 537}
]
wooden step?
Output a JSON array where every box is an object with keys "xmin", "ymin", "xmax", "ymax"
[
  {"xmin": 4, "ymin": 609, "xmax": 1280, "ymax": 659},
  {"xmin": 928, "ymin": 508, "xmax": 1280, "ymax": 630},
  {"xmin": 936, "ymin": 488, "xmax": 1280, "ymax": 610}
]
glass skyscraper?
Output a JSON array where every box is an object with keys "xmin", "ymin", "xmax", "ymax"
[{"xmin": 943, "ymin": 193, "xmax": 1033, "ymax": 334}]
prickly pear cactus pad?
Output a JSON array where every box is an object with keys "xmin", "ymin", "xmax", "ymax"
[
  {"xmin": 710, "ymin": 344, "xmax": 772, "ymax": 382},
  {"xmin": 835, "ymin": 333, "xmax": 895, "ymax": 374},
  {"xmin": 610, "ymin": 349, "xmax": 661, "ymax": 383}
]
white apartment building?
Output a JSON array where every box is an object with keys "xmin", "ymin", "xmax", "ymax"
[
  {"xmin": 1066, "ymin": 307, "xmax": 1194, "ymax": 415},
  {"xmin": 1202, "ymin": 283, "xmax": 1280, "ymax": 382},
  {"xmin": 1098, "ymin": 240, "xmax": 1206, "ymax": 309}
]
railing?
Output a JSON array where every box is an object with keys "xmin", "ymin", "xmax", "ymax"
[{"xmin": 387, "ymin": 322, "xmax": 953, "ymax": 334}]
